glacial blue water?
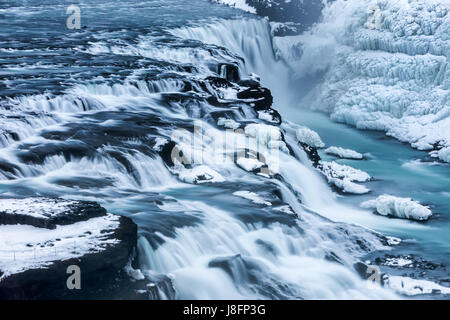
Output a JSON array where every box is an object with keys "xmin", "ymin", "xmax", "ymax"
[{"xmin": 283, "ymin": 107, "xmax": 450, "ymax": 266}]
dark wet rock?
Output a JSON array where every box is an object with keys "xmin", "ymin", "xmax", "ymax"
[
  {"xmin": 219, "ymin": 63, "xmax": 240, "ymax": 82},
  {"xmin": 258, "ymin": 108, "xmax": 282, "ymax": 125},
  {"xmin": 1, "ymin": 130, "xmax": 19, "ymax": 142},
  {"xmin": 271, "ymin": 22, "xmax": 304, "ymax": 37},
  {"xmin": 354, "ymin": 261, "xmax": 370, "ymax": 279},
  {"xmin": 353, "ymin": 262, "xmax": 388, "ymax": 285},
  {"xmin": 325, "ymin": 251, "xmax": 344, "ymax": 265},
  {"xmin": 301, "ymin": 142, "xmax": 321, "ymax": 167},
  {"xmin": 158, "ymin": 139, "xmax": 193, "ymax": 169},
  {"xmin": 0, "ymin": 158, "xmax": 22, "ymax": 179},
  {"xmin": 209, "ymin": 109, "xmax": 244, "ymax": 126},
  {"xmin": 51, "ymin": 176, "xmax": 115, "ymax": 189},
  {"xmin": 0, "ymin": 198, "xmax": 137, "ymax": 300},
  {"xmin": 237, "ymin": 87, "xmax": 273, "ymax": 110},
  {"xmin": 205, "ymin": 76, "xmax": 233, "ymax": 88},
  {"xmin": 159, "ymin": 140, "xmax": 178, "ymax": 167},
  {"xmin": 375, "ymin": 254, "xmax": 446, "ymax": 271},
  {"xmin": 237, "ymin": 78, "xmax": 260, "ymax": 88},
  {"xmin": 139, "ymin": 210, "xmax": 203, "ymax": 249}
]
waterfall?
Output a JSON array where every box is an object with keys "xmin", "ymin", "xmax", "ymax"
[
  {"xmin": 0, "ymin": 15, "xmax": 400, "ymax": 299},
  {"xmin": 170, "ymin": 18, "xmax": 294, "ymax": 106}
]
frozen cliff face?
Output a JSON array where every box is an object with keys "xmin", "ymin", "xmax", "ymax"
[{"xmin": 285, "ymin": 0, "xmax": 450, "ymax": 162}]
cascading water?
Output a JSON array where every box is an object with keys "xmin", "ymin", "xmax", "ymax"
[
  {"xmin": 1, "ymin": 0, "xmax": 447, "ymax": 300},
  {"xmin": 169, "ymin": 18, "xmax": 432, "ymax": 232}
]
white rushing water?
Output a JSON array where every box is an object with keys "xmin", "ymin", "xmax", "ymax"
[{"xmin": 3, "ymin": 4, "xmax": 447, "ymax": 298}]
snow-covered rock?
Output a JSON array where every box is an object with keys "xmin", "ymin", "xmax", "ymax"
[
  {"xmin": 290, "ymin": 0, "xmax": 450, "ymax": 163},
  {"xmin": 212, "ymin": 0, "xmax": 256, "ymax": 14},
  {"xmin": 233, "ymin": 191, "xmax": 271, "ymax": 206},
  {"xmin": 320, "ymin": 161, "xmax": 371, "ymax": 182},
  {"xmin": 388, "ymin": 276, "xmax": 450, "ymax": 296},
  {"xmin": 432, "ymin": 146, "xmax": 450, "ymax": 163},
  {"xmin": 328, "ymin": 177, "xmax": 370, "ymax": 195},
  {"xmin": 361, "ymin": 194, "xmax": 432, "ymax": 221},
  {"xmin": 236, "ymin": 156, "xmax": 265, "ymax": 172},
  {"xmin": 324, "ymin": 146, "xmax": 364, "ymax": 160},
  {"xmin": 0, "ymin": 198, "xmax": 105, "ymax": 229},
  {"xmin": 257, "ymin": 110, "xmax": 281, "ymax": 124},
  {"xmin": 177, "ymin": 165, "xmax": 226, "ymax": 184},
  {"xmin": 153, "ymin": 137, "xmax": 169, "ymax": 152},
  {"xmin": 217, "ymin": 117, "xmax": 240, "ymax": 130},
  {"xmin": 319, "ymin": 161, "xmax": 371, "ymax": 194},
  {"xmin": 384, "ymin": 257, "xmax": 413, "ymax": 267},
  {"xmin": 0, "ymin": 198, "xmax": 137, "ymax": 299},
  {"xmin": 244, "ymin": 123, "xmax": 289, "ymax": 153},
  {"xmin": 296, "ymin": 126, "xmax": 325, "ymax": 148}
]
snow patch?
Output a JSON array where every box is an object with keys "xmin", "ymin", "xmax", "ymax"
[
  {"xmin": 296, "ymin": 126, "xmax": 325, "ymax": 148},
  {"xmin": 236, "ymin": 156, "xmax": 264, "ymax": 172},
  {"xmin": 386, "ymin": 236, "xmax": 402, "ymax": 246},
  {"xmin": 389, "ymin": 276, "xmax": 450, "ymax": 296},
  {"xmin": 153, "ymin": 137, "xmax": 168, "ymax": 151},
  {"xmin": 0, "ymin": 198, "xmax": 76, "ymax": 220},
  {"xmin": 257, "ymin": 110, "xmax": 278, "ymax": 123},
  {"xmin": 177, "ymin": 165, "xmax": 225, "ymax": 184},
  {"xmin": 325, "ymin": 146, "xmax": 363, "ymax": 160}
]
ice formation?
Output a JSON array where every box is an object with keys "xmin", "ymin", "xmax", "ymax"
[
  {"xmin": 287, "ymin": 0, "xmax": 450, "ymax": 162},
  {"xmin": 324, "ymin": 146, "xmax": 364, "ymax": 159},
  {"xmin": 361, "ymin": 194, "xmax": 432, "ymax": 221},
  {"xmin": 388, "ymin": 276, "xmax": 450, "ymax": 296},
  {"xmin": 319, "ymin": 161, "xmax": 371, "ymax": 194},
  {"xmin": 296, "ymin": 126, "xmax": 325, "ymax": 148},
  {"xmin": 236, "ymin": 157, "xmax": 265, "ymax": 172},
  {"xmin": 177, "ymin": 165, "xmax": 226, "ymax": 184},
  {"xmin": 244, "ymin": 123, "xmax": 289, "ymax": 153},
  {"xmin": 0, "ymin": 198, "xmax": 76, "ymax": 220}
]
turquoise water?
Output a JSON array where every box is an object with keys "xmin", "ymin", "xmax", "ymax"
[{"xmin": 282, "ymin": 107, "xmax": 450, "ymax": 265}]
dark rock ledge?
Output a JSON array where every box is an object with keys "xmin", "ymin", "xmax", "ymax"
[{"xmin": 0, "ymin": 198, "xmax": 137, "ymax": 299}]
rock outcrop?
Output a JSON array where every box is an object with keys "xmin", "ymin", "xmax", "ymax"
[{"xmin": 0, "ymin": 198, "xmax": 137, "ymax": 299}]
